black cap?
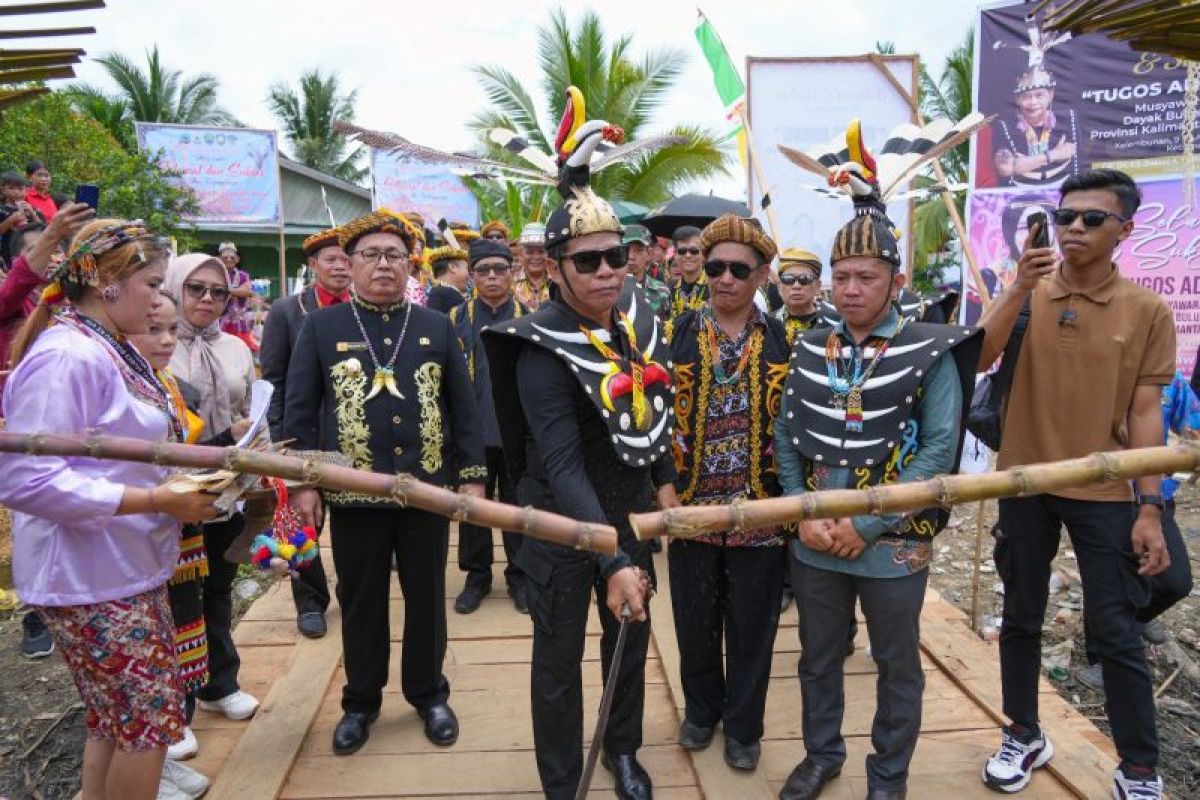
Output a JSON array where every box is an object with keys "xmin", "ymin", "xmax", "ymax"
[
  {"xmin": 468, "ymin": 237, "xmax": 513, "ymax": 267},
  {"xmin": 0, "ymin": 171, "xmax": 28, "ymax": 186}
]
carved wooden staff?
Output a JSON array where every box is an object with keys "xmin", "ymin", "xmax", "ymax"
[
  {"xmin": 0, "ymin": 432, "xmax": 617, "ymax": 555},
  {"xmin": 629, "ymin": 444, "xmax": 1200, "ymax": 540}
]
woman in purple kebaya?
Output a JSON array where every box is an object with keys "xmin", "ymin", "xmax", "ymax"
[{"xmin": 0, "ymin": 219, "xmax": 217, "ymax": 800}]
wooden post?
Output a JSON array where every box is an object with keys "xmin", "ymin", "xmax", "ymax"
[
  {"xmin": 737, "ymin": 105, "xmax": 783, "ymax": 245},
  {"xmin": 969, "ymin": 499, "xmax": 986, "ymax": 633},
  {"xmin": 274, "ymin": 137, "xmax": 287, "ymax": 298},
  {"xmin": 866, "ymin": 54, "xmax": 991, "ymax": 309}
]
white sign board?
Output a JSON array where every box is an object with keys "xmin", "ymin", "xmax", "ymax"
[
  {"xmin": 746, "ymin": 56, "xmax": 917, "ymax": 267},
  {"xmin": 136, "ymin": 123, "xmax": 281, "ymax": 226},
  {"xmin": 370, "ymin": 149, "xmax": 479, "ymax": 227}
]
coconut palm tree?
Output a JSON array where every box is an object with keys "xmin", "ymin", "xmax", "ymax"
[
  {"xmin": 67, "ymin": 46, "xmax": 236, "ymax": 151},
  {"xmin": 467, "ymin": 8, "xmax": 730, "ymax": 227},
  {"xmin": 266, "ymin": 69, "xmax": 366, "ymax": 184}
]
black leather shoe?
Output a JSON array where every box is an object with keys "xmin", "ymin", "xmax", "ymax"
[
  {"xmin": 600, "ymin": 752, "xmax": 652, "ymax": 800},
  {"xmin": 454, "ymin": 582, "xmax": 490, "ymax": 614},
  {"xmin": 419, "ymin": 703, "xmax": 459, "ymax": 746},
  {"xmin": 297, "ymin": 611, "xmax": 327, "ymax": 639},
  {"xmin": 332, "ymin": 710, "xmax": 378, "ymax": 755},
  {"xmin": 779, "ymin": 758, "xmax": 842, "ymax": 800},
  {"xmin": 865, "ymin": 789, "xmax": 906, "ymax": 800},
  {"xmin": 677, "ymin": 717, "xmax": 714, "ymax": 751},
  {"xmin": 724, "ymin": 736, "xmax": 761, "ymax": 770},
  {"xmin": 508, "ymin": 583, "xmax": 529, "ymax": 614}
]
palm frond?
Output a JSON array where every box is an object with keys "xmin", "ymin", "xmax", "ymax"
[{"xmin": 471, "ymin": 63, "xmax": 550, "ymax": 152}]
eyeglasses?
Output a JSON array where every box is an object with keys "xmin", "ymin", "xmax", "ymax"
[
  {"xmin": 182, "ymin": 281, "xmax": 230, "ymax": 302},
  {"xmin": 483, "ymin": 232, "xmax": 507, "ymax": 241},
  {"xmin": 675, "ymin": 247, "xmax": 701, "ymax": 257},
  {"xmin": 352, "ymin": 248, "xmax": 409, "ymax": 265},
  {"xmin": 566, "ymin": 245, "xmax": 629, "ymax": 274},
  {"xmin": 472, "ymin": 263, "xmax": 511, "ymax": 276},
  {"xmin": 704, "ymin": 259, "xmax": 756, "ymax": 280},
  {"xmin": 1052, "ymin": 208, "xmax": 1129, "ymax": 228},
  {"xmin": 780, "ymin": 272, "xmax": 819, "ymax": 287}
]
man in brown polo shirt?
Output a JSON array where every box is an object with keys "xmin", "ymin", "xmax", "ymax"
[{"xmin": 977, "ymin": 169, "xmax": 1173, "ymax": 799}]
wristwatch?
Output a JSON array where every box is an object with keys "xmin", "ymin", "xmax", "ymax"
[{"xmin": 1137, "ymin": 494, "xmax": 1165, "ymax": 511}]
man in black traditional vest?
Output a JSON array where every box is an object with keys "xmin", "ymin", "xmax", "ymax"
[
  {"xmin": 451, "ymin": 237, "xmax": 531, "ymax": 614},
  {"xmin": 483, "ymin": 128, "xmax": 675, "ymax": 800},
  {"xmin": 773, "ymin": 189, "xmax": 981, "ymax": 800},
  {"xmin": 425, "ymin": 244, "xmax": 471, "ymax": 314},
  {"xmin": 283, "ymin": 209, "xmax": 487, "ymax": 757},
  {"xmin": 259, "ymin": 226, "xmax": 350, "ymax": 639}
]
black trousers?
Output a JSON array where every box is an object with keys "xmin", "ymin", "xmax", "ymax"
[
  {"xmin": 458, "ymin": 447, "xmax": 523, "ymax": 589},
  {"xmin": 1086, "ymin": 501, "xmax": 1194, "ymax": 662},
  {"xmin": 195, "ymin": 513, "xmax": 244, "ymax": 701},
  {"xmin": 792, "ymin": 559, "xmax": 927, "ymax": 793},
  {"xmin": 996, "ymin": 495, "xmax": 1158, "ymax": 770},
  {"xmin": 290, "ymin": 550, "xmax": 331, "ymax": 615},
  {"xmin": 330, "ymin": 506, "xmax": 450, "ymax": 715},
  {"xmin": 526, "ymin": 542, "xmax": 654, "ymax": 800},
  {"xmin": 668, "ymin": 539, "xmax": 785, "ymax": 744}
]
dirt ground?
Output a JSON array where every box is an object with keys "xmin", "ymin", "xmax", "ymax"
[{"xmin": 0, "ymin": 492, "xmax": 1197, "ymax": 799}]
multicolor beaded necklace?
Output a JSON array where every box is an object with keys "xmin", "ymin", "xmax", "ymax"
[{"xmin": 823, "ymin": 323, "xmax": 901, "ymax": 433}]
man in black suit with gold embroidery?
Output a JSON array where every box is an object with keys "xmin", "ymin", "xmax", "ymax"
[{"xmin": 283, "ymin": 209, "xmax": 487, "ymax": 757}]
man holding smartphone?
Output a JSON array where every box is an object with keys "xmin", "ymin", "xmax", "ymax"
[{"xmin": 979, "ymin": 169, "xmax": 1173, "ymax": 800}]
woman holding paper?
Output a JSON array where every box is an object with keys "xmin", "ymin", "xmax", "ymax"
[{"xmin": 164, "ymin": 253, "xmax": 261, "ymax": 729}]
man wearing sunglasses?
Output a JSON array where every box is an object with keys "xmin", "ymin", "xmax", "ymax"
[
  {"xmin": 656, "ymin": 214, "xmax": 790, "ymax": 772},
  {"xmin": 978, "ymin": 169, "xmax": 1173, "ymax": 800},
  {"xmin": 774, "ymin": 247, "xmax": 826, "ymax": 345},
  {"xmin": 668, "ymin": 225, "xmax": 707, "ymax": 319},
  {"xmin": 484, "ymin": 180, "xmax": 675, "ymax": 800},
  {"xmin": 623, "ymin": 223, "xmax": 670, "ymax": 320},
  {"xmin": 450, "ymin": 238, "xmax": 530, "ymax": 615},
  {"xmin": 775, "ymin": 191, "xmax": 981, "ymax": 800},
  {"xmin": 283, "ymin": 209, "xmax": 487, "ymax": 758},
  {"xmin": 259, "ymin": 226, "xmax": 350, "ymax": 639},
  {"xmin": 513, "ymin": 222, "xmax": 551, "ymax": 311}
]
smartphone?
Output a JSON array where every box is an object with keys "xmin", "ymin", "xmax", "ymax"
[
  {"xmin": 1028, "ymin": 211, "xmax": 1049, "ymax": 249},
  {"xmin": 74, "ymin": 183, "xmax": 100, "ymax": 213}
]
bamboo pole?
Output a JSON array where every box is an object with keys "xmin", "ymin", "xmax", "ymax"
[
  {"xmin": 866, "ymin": 54, "xmax": 992, "ymax": 309},
  {"xmin": 629, "ymin": 444, "xmax": 1199, "ymax": 540},
  {"xmin": 969, "ymin": 499, "xmax": 986, "ymax": 633},
  {"xmin": 0, "ymin": 432, "xmax": 617, "ymax": 555},
  {"xmin": 737, "ymin": 105, "xmax": 783, "ymax": 245}
]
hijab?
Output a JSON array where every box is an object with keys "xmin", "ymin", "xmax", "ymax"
[{"xmin": 164, "ymin": 253, "xmax": 233, "ymax": 436}]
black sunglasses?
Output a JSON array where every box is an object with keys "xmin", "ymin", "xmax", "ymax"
[
  {"xmin": 675, "ymin": 247, "xmax": 701, "ymax": 256},
  {"xmin": 566, "ymin": 245, "xmax": 629, "ymax": 274},
  {"xmin": 472, "ymin": 263, "xmax": 511, "ymax": 276},
  {"xmin": 483, "ymin": 232, "xmax": 507, "ymax": 241},
  {"xmin": 704, "ymin": 259, "xmax": 756, "ymax": 280},
  {"xmin": 780, "ymin": 272, "xmax": 818, "ymax": 287},
  {"xmin": 182, "ymin": 281, "xmax": 230, "ymax": 302},
  {"xmin": 1052, "ymin": 208, "xmax": 1129, "ymax": 228}
]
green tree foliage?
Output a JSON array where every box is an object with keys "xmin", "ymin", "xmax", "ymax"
[
  {"xmin": 67, "ymin": 46, "xmax": 236, "ymax": 151},
  {"xmin": 267, "ymin": 69, "xmax": 366, "ymax": 183},
  {"xmin": 0, "ymin": 92, "xmax": 199, "ymax": 239},
  {"xmin": 467, "ymin": 8, "xmax": 731, "ymax": 228}
]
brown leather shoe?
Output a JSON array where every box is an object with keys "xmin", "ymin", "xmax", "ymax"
[{"xmin": 779, "ymin": 758, "xmax": 842, "ymax": 800}]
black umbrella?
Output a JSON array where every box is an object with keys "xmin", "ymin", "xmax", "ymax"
[{"xmin": 640, "ymin": 193, "xmax": 753, "ymax": 238}]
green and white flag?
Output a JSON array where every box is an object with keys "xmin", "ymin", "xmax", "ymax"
[{"xmin": 694, "ymin": 10, "xmax": 747, "ymax": 165}]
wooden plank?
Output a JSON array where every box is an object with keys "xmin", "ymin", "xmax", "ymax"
[
  {"xmin": 650, "ymin": 548, "xmax": 775, "ymax": 800},
  {"xmin": 206, "ymin": 608, "xmax": 344, "ymax": 800},
  {"xmin": 919, "ymin": 604, "xmax": 1116, "ymax": 799}
]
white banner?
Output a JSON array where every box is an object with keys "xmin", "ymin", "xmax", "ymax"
[
  {"xmin": 136, "ymin": 123, "xmax": 281, "ymax": 226},
  {"xmin": 370, "ymin": 149, "xmax": 479, "ymax": 227},
  {"xmin": 746, "ymin": 56, "xmax": 917, "ymax": 268}
]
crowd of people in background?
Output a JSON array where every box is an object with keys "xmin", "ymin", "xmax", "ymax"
[{"xmin": 0, "ymin": 162, "xmax": 1192, "ymax": 800}]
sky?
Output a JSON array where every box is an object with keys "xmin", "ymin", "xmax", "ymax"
[{"xmin": 17, "ymin": 0, "xmax": 980, "ymax": 199}]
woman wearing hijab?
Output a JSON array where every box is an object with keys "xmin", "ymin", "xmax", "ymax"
[{"xmin": 163, "ymin": 253, "xmax": 260, "ymax": 725}]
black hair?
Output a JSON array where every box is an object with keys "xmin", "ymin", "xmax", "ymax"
[
  {"xmin": 25, "ymin": 161, "xmax": 47, "ymax": 177},
  {"xmin": 672, "ymin": 225, "xmax": 702, "ymax": 244},
  {"xmin": 1060, "ymin": 168, "xmax": 1141, "ymax": 219},
  {"xmin": 10, "ymin": 223, "xmax": 45, "ymax": 255},
  {"xmin": 430, "ymin": 257, "xmax": 455, "ymax": 278}
]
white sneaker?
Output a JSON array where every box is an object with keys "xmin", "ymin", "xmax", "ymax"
[
  {"xmin": 982, "ymin": 725, "xmax": 1054, "ymax": 793},
  {"xmin": 197, "ymin": 690, "xmax": 259, "ymax": 720},
  {"xmin": 166, "ymin": 726, "xmax": 198, "ymax": 760},
  {"xmin": 162, "ymin": 759, "xmax": 210, "ymax": 798},
  {"xmin": 1113, "ymin": 769, "xmax": 1164, "ymax": 799},
  {"xmin": 156, "ymin": 778, "xmax": 190, "ymax": 800}
]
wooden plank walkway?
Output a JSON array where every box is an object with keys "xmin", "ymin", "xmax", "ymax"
[{"xmin": 186, "ymin": 531, "xmax": 1116, "ymax": 799}]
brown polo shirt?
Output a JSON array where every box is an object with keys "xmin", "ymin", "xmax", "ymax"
[{"xmin": 998, "ymin": 265, "xmax": 1176, "ymax": 501}]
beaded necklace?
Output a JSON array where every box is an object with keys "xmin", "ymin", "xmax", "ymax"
[
  {"xmin": 702, "ymin": 309, "xmax": 757, "ymax": 386},
  {"xmin": 580, "ymin": 311, "xmax": 651, "ymax": 430},
  {"xmin": 823, "ymin": 319, "xmax": 904, "ymax": 432},
  {"xmin": 349, "ymin": 297, "xmax": 412, "ymax": 402}
]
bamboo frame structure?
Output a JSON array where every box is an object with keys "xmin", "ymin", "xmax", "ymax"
[
  {"xmin": 629, "ymin": 444, "xmax": 1200, "ymax": 540},
  {"xmin": 0, "ymin": 432, "xmax": 617, "ymax": 555}
]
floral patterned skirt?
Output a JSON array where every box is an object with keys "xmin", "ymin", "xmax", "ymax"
[{"xmin": 37, "ymin": 584, "xmax": 185, "ymax": 750}]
